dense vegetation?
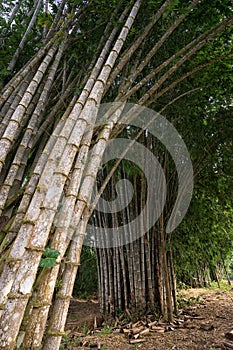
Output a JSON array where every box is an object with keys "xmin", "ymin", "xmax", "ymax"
[{"xmin": 0, "ymin": 1, "xmax": 232, "ymax": 349}]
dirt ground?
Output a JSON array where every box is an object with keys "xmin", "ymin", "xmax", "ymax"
[{"xmin": 64, "ymin": 286, "xmax": 233, "ymax": 350}]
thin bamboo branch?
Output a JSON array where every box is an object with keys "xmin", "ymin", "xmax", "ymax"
[
  {"xmin": 123, "ymin": 20, "xmax": 227, "ymax": 99},
  {"xmin": 7, "ymin": 0, "xmax": 43, "ymax": 71},
  {"xmin": 147, "ymin": 50, "xmax": 233, "ymax": 105},
  {"xmin": 0, "ymin": 38, "xmax": 54, "ymax": 109},
  {"xmin": 138, "ymin": 16, "xmax": 233, "ymax": 105},
  {"xmin": 125, "ymin": 0, "xmax": 200, "ymax": 91},
  {"xmin": 1, "ymin": 1, "xmax": 20, "ymax": 35}
]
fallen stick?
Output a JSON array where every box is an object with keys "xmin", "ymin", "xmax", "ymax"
[
  {"xmin": 131, "ymin": 327, "xmax": 144, "ymax": 335},
  {"xmin": 129, "ymin": 339, "xmax": 146, "ymax": 344},
  {"xmin": 140, "ymin": 328, "xmax": 150, "ymax": 336},
  {"xmin": 151, "ymin": 326, "xmax": 165, "ymax": 332},
  {"xmin": 184, "ymin": 315, "xmax": 205, "ymax": 320},
  {"xmin": 148, "ymin": 320, "xmax": 158, "ymax": 327}
]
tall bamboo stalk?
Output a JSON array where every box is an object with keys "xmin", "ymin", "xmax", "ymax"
[{"xmin": 7, "ymin": 0, "xmax": 43, "ymax": 71}]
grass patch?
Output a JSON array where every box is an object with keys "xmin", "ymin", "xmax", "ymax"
[
  {"xmin": 101, "ymin": 323, "xmax": 113, "ymax": 335},
  {"xmin": 207, "ymin": 280, "xmax": 232, "ymax": 291}
]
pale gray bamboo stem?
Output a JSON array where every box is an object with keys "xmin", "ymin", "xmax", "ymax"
[
  {"xmin": 0, "ymin": 45, "xmax": 57, "ymax": 173},
  {"xmin": 0, "ymin": 39, "xmax": 54, "ymax": 108},
  {"xmin": 7, "ymin": 0, "xmax": 43, "ymax": 71}
]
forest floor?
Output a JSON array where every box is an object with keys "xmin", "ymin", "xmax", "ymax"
[{"xmin": 63, "ymin": 284, "xmax": 233, "ymax": 350}]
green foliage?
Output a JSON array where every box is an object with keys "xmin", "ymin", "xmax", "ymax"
[
  {"xmin": 101, "ymin": 346, "xmax": 108, "ymax": 350},
  {"xmin": 177, "ymin": 295, "xmax": 200, "ymax": 309},
  {"xmin": 208, "ymin": 280, "xmax": 232, "ymax": 291},
  {"xmin": 0, "ymin": 0, "xmax": 44, "ymax": 75},
  {"xmin": 73, "ymin": 246, "xmax": 98, "ymax": 298},
  {"xmin": 229, "ymin": 259, "xmax": 233, "ymax": 279},
  {"xmin": 101, "ymin": 322, "xmax": 113, "ymax": 334},
  {"xmin": 81, "ymin": 322, "xmax": 88, "ymax": 335},
  {"xmin": 172, "ymin": 172, "xmax": 233, "ymax": 286},
  {"xmin": 37, "ymin": 13, "xmax": 53, "ymax": 28},
  {"xmin": 168, "ymin": 93, "xmax": 233, "ymax": 286},
  {"xmin": 39, "ymin": 247, "xmax": 60, "ymax": 268}
]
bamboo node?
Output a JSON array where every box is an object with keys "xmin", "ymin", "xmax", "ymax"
[
  {"xmin": 25, "ymin": 245, "xmax": 44, "ymax": 252},
  {"xmin": 55, "ymin": 293, "xmax": 71, "ymax": 300},
  {"xmin": 7, "ymin": 257, "xmax": 21, "ymax": 265},
  {"xmin": 53, "ymin": 171, "xmax": 68, "ymax": 179},
  {"xmin": 32, "ymin": 301, "xmax": 52, "ymax": 308},
  {"xmin": 0, "ymin": 303, "xmax": 5, "ymax": 310},
  {"xmin": 0, "ymin": 137, "xmax": 12, "ymax": 145},
  {"xmin": 64, "ymin": 260, "xmax": 80, "ymax": 266},
  {"xmin": 47, "ymin": 330, "xmax": 66, "ymax": 337},
  {"xmin": 7, "ymin": 292, "xmax": 32, "ymax": 299},
  {"xmin": 22, "ymin": 218, "xmax": 36, "ymax": 226}
]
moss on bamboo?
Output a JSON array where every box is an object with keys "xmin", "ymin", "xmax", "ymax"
[
  {"xmin": 0, "ymin": 302, "xmax": 5, "ymax": 310},
  {"xmin": 5, "ymin": 256, "xmax": 21, "ymax": 269},
  {"xmin": 47, "ymin": 330, "xmax": 66, "ymax": 336},
  {"xmin": 22, "ymin": 218, "xmax": 36, "ymax": 226},
  {"xmin": 4, "ymin": 187, "xmax": 25, "ymax": 210},
  {"xmin": 1, "ymin": 215, "xmax": 15, "ymax": 234},
  {"xmin": 25, "ymin": 245, "xmax": 44, "ymax": 252},
  {"xmin": 32, "ymin": 301, "xmax": 51, "ymax": 308},
  {"xmin": 64, "ymin": 260, "xmax": 80, "ymax": 266},
  {"xmin": 7, "ymin": 292, "xmax": 32, "ymax": 299},
  {"xmin": 55, "ymin": 293, "xmax": 71, "ymax": 300}
]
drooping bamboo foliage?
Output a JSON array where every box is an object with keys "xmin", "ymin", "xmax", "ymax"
[{"xmin": 0, "ymin": 0, "xmax": 232, "ymax": 349}]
